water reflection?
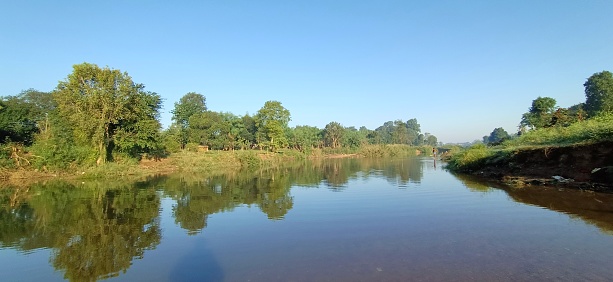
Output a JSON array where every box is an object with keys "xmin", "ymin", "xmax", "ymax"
[
  {"xmin": 315, "ymin": 157, "xmax": 424, "ymax": 189},
  {"xmin": 452, "ymin": 172, "xmax": 613, "ymax": 235},
  {"xmin": 2, "ymin": 157, "xmax": 613, "ymax": 281},
  {"xmin": 452, "ymin": 173, "xmax": 496, "ymax": 193},
  {"xmin": 0, "ymin": 180, "xmax": 161, "ymax": 281},
  {"xmin": 162, "ymin": 170, "xmax": 294, "ymax": 233},
  {"xmin": 504, "ymin": 187, "xmax": 613, "ymax": 236}
]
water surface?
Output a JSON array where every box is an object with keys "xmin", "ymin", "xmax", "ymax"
[{"xmin": 1, "ymin": 157, "xmax": 613, "ymax": 281}]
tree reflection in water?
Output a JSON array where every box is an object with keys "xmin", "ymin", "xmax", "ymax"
[
  {"xmin": 0, "ymin": 157, "xmax": 427, "ymax": 280},
  {"xmin": 0, "ymin": 181, "xmax": 161, "ymax": 281}
]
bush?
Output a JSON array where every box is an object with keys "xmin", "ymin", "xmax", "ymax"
[
  {"xmin": 235, "ymin": 150, "xmax": 261, "ymax": 168},
  {"xmin": 0, "ymin": 144, "xmax": 15, "ymax": 169},
  {"xmin": 358, "ymin": 144, "xmax": 417, "ymax": 158},
  {"xmin": 446, "ymin": 144, "xmax": 494, "ymax": 172}
]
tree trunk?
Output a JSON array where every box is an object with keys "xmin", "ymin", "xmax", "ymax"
[{"xmin": 97, "ymin": 141, "xmax": 105, "ymax": 165}]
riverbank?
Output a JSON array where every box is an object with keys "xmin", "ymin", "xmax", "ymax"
[
  {"xmin": 0, "ymin": 149, "xmax": 372, "ymax": 188},
  {"xmin": 446, "ymin": 113, "xmax": 613, "ymax": 192},
  {"xmin": 0, "ymin": 144, "xmax": 430, "ymax": 187},
  {"xmin": 446, "ymin": 141, "xmax": 613, "ymax": 192}
]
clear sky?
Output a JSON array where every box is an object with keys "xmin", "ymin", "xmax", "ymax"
[{"xmin": 1, "ymin": 1, "xmax": 612, "ymax": 143}]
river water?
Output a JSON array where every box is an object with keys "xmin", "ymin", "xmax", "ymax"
[{"xmin": 1, "ymin": 157, "xmax": 613, "ymax": 281}]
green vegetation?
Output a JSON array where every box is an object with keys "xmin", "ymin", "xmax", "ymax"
[
  {"xmin": 1, "ymin": 62, "xmax": 440, "ymax": 179},
  {"xmin": 449, "ymin": 70, "xmax": 613, "ymax": 173}
]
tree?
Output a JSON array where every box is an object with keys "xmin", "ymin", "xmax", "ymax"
[
  {"xmin": 374, "ymin": 121, "xmax": 394, "ymax": 144},
  {"xmin": 254, "ymin": 101, "xmax": 291, "ymax": 151},
  {"xmin": 584, "ymin": 71, "xmax": 613, "ymax": 117},
  {"xmin": 291, "ymin": 125, "xmax": 321, "ymax": 152},
  {"xmin": 342, "ymin": 127, "xmax": 363, "ymax": 149},
  {"xmin": 171, "ymin": 92, "xmax": 207, "ymax": 126},
  {"xmin": 425, "ymin": 134, "xmax": 438, "ymax": 146},
  {"xmin": 171, "ymin": 92, "xmax": 207, "ymax": 148},
  {"xmin": 241, "ymin": 114, "xmax": 257, "ymax": 148},
  {"xmin": 188, "ymin": 111, "xmax": 230, "ymax": 150},
  {"xmin": 406, "ymin": 118, "xmax": 420, "ymax": 134},
  {"xmin": 520, "ymin": 96, "xmax": 557, "ymax": 129},
  {"xmin": 0, "ymin": 89, "xmax": 54, "ymax": 145},
  {"xmin": 323, "ymin": 122, "xmax": 344, "ymax": 148},
  {"xmin": 487, "ymin": 127, "xmax": 510, "ymax": 145},
  {"xmin": 392, "ymin": 120, "xmax": 409, "ymax": 144},
  {"xmin": 53, "ymin": 63, "xmax": 162, "ymax": 164}
]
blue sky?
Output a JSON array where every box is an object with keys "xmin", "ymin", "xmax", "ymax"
[{"xmin": 2, "ymin": 1, "xmax": 612, "ymax": 143}]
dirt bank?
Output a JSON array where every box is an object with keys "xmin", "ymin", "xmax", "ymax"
[{"xmin": 467, "ymin": 141, "xmax": 613, "ymax": 192}]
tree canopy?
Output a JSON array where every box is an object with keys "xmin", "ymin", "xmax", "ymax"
[
  {"xmin": 53, "ymin": 63, "xmax": 162, "ymax": 164},
  {"xmin": 521, "ymin": 96, "xmax": 557, "ymax": 129},
  {"xmin": 0, "ymin": 89, "xmax": 53, "ymax": 145},
  {"xmin": 486, "ymin": 127, "xmax": 510, "ymax": 145},
  {"xmin": 255, "ymin": 101, "xmax": 291, "ymax": 151},
  {"xmin": 584, "ymin": 70, "xmax": 613, "ymax": 117}
]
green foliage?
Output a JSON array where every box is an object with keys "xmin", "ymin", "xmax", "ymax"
[
  {"xmin": 171, "ymin": 92, "xmax": 207, "ymax": 126},
  {"xmin": 521, "ymin": 96, "xmax": 557, "ymax": 129},
  {"xmin": 188, "ymin": 111, "xmax": 227, "ymax": 149},
  {"xmin": 53, "ymin": 63, "xmax": 162, "ymax": 164},
  {"xmin": 0, "ymin": 143, "xmax": 16, "ymax": 168},
  {"xmin": 234, "ymin": 150, "xmax": 261, "ymax": 168},
  {"xmin": 323, "ymin": 121, "xmax": 344, "ymax": 148},
  {"xmin": 171, "ymin": 92, "xmax": 207, "ymax": 148},
  {"xmin": 548, "ymin": 104, "xmax": 586, "ymax": 127},
  {"xmin": 342, "ymin": 127, "xmax": 364, "ymax": 149},
  {"xmin": 81, "ymin": 160, "xmax": 141, "ymax": 178},
  {"xmin": 371, "ymin": 119, "xmax": 424, "ymax": 145},
  {"xmin": 0, "ymin": 89, "xmax": 53, "ymax": 145},
  {"xmin": 424, "ymin": 133, "xmax": 438, "ymax": 146},
  {"xmin": 358, "ymin": 144, "xmax": 417, "ymax": 158},
  {"xmin": 0, "ymin": 181, "xmax": 161, "ymax": 281},
  {"xmin": 486, "ymin": 127, "xmax": 510, "ymax": 145},
  {"xmin": 255, "ymin": 100, "xmax": 291, "ymax": 151},
  {"xmin": 448, "ymin": 113, "xmax": 613, "ymax": 173},
  {"xmin": 508, "ymin": 112, "xmax": 613, "ymax": 146},
  {"xmin": 291, "ymin": 125, "xmax": 321, "ymax": 153},
  {"xmin": 446, "ymin": 144, "xmax": 495, "ymax": 172},
  {"xmin": 241, "ymin": 114, "xmax": 257, "ymax": 147},
  {"xmin": 584, "ymin": 71, "xmax": 613, "ymax": 117},
  {"xmin": 160, "ymin": 124, "xmax": 183, "ymax": 153}
]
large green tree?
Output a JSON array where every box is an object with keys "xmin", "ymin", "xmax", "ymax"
[
  {"xmin": 53, "ymin": 63, "xmax": 162, "ymax": 164},
  {"xmin": 171, "ymin": 92, "xmax": 207, "ymax": 148},
  {"xmin": 323, "ymin": 121, "xmax": 344, "ymax": 148},
  {"xmin": 584, "ymin": 70, "xmax": 613, "ymax": 117},
  {"xmin": 520, "ymin": 96, "xmax": 557, "ymax": 129},
  {"xmin": 171, "ymin": 92, "xmax": 207, "ymax": 126},
  {"xmin": 254, "ymin": 101, "xmax": 291, "ymax": 151},
  {"xmin": 188, "ymin": 111, "xmax": 229, "ymax": 150}
]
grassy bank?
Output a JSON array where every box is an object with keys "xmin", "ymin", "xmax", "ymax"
[
  {"xmin": 1, "ymin": 144, "xmax": 429, "ymax": 184},
  {"xmin": 447, "ymin": 113, "xmax": 613, "ymax": 173}
]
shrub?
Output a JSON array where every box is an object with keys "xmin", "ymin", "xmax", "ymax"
[
  {"xmin": 446, "ymin": 144, "xmax": 494, "ymax": 172},
  {"xmin": 235, "ymin": 150, "xmax": 261, "ymax": 168}
]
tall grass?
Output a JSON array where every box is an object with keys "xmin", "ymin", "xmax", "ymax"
[
  {"xmin": 506, "ymin": 113, "xmax": 613, "ymax": 147},
  {"xmin": 358, "ymin": 144, "xmax": 425, "ymax": 158}
]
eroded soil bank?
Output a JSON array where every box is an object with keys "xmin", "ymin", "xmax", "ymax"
[{"xmin": 466, "ymin": 141, "xmax": 613, "ymax": 192}]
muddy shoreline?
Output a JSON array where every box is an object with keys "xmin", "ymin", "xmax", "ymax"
[{"xmin": 458, "ymin": 141, "xmax": 613, "ymax": 193}]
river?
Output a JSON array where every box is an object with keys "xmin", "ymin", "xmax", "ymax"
[{"xmin": 1, "ymin": 157, "xmax": 612, "ymax": 281}]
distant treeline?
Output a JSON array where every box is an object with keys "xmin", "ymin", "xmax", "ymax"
[{"xmin": 0, "ymin": 62, "xmax": 438, "ymax": 170}]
